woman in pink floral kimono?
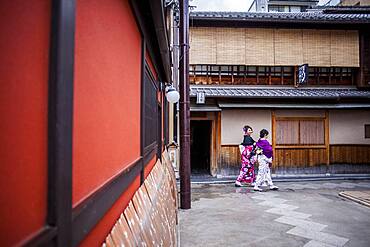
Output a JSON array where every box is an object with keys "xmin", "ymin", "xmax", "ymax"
[{"xmin": 235, "ymin": 125, "xmax": 256, "ymax": 187}]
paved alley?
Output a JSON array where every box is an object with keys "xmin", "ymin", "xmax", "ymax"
[{"xmin": 179, "ymin": 180, "xmax": 370, "ymax": 247}]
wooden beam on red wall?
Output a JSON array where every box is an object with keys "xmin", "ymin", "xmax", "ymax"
[
  {"xmin": 45, "ymin": 0, "xmax": 76, "ymax": 246},
  {"xmin": 140, "ymin": 40, "xmax": 146, "ymax": 185},
  {"xmin": 23, "ymin": 0, "xmax": 77, "ymax": 246},
  {"xmin": 25, "ymin": 1, "xmax": 76, "ymax": 246},
  {"xmin": 71, "ymin": 158, "xmax": 143, "ymax": 246}
]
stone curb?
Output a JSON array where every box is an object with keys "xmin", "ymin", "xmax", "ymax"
[{"xmin": 339, "ymin": 191, "xmax": 370, "ymax": 208}]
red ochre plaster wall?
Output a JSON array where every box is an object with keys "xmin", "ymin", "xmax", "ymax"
[
  {"xmin": 74, "ymin": 0, "xmax": 143, "ymax": 244},
  {"xmin": 0, "ymin": 1, "xmax": 50, "ymax": 246},
  {"xmin": 73, "ymin": 0, "xmax": 141, "ymax": 206}
]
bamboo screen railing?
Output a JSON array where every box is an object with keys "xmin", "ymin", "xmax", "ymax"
[
  {"xmin": 189, "ymin": 27, "xmax": 359, "ymax": 67},
  {"xmin": 102, "ymin": 150, "xmax": 178, "ymax": 247}
]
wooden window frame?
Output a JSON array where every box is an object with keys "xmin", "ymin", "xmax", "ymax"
[
  {"xmin": 365, "ymin": 124, "xmax": 370, "ymax": 139},
  {"xmin": 143, "ymin": 63, "xmax": 160, "ymax": 155},
  {"xmin": 273, "ymin": 116, "xmax": 327, "ymax": 149},
  {"xmin": 272, "ymin": 111, "xmax": 330, "ymax": 165}
]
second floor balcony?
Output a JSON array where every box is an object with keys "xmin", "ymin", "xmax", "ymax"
[{"xmin": 190, "ymin": 64, "xmax": 357, "ymax": 87}]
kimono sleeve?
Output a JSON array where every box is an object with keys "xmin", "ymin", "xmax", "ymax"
[{"xmin": 239, "ymin": 145, "xmax": 245, "ymax": 154}]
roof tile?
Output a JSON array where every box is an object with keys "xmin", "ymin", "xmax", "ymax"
[
  {"xmin": 190, "ymin": 86, "xmax": 370, "ymax": 99},
  {"xmin": 190, "ymin": 11, "xmax": 370, "ymax": 24}
]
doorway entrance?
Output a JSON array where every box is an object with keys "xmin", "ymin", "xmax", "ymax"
[{"xmin": 190, "ymin": 120, "xmax": 212, "ymax": 175}]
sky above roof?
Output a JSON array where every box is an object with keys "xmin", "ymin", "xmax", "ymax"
[{"xmin": 190, "ymin": 0, "xmax": 328, "ymax": 12}]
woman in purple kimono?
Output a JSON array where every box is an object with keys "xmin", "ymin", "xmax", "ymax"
[
  {"xmin": 253, "ymin": 129, "xmax": 278, "ymax": 191},
  {"xmin": 235, "ymin": 125, "xmax": 256, "ymax": 187}
]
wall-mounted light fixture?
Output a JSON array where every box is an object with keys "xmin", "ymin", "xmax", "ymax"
[{"xmin": 165, "ymin": 85, "xmax": 180, "ymax": 103}]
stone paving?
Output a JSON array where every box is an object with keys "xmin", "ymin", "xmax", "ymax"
[{"xmin": 179, "ymin": 180, "xmax": 370, "ymax": 247}]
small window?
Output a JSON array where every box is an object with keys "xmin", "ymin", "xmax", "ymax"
[
  {"xmin": 210, "ymin": 65, "xmax": 219, "ymax": 76},
  {"xmin": 247, "ymin": 66, "xmax": 257, "ymax": 76},
  {"xmin": 195, "ymin": 65, "xmax": 202, "ymax": 71},
  {"xmin": 283, "ymin": 66, "xmax": 293, "ymax": 77},
  {"xmin": 143, "ymin": 65, "xmax": 159, "ymax": 150},
  {"xmin": 269, "ymin": 5, "xmax": 285, "ymax": 12},
  {"xmin": 235, "ymin": 66, "xmax": 245, "ymax": 76},
  {"xmin": 365, "ymin": 124, "xmax": 370, "ymax": 138},
  {"xmin": 276, "ymin": 119, "xmax": 325, "ymax": 145},
  {"xmin": 343, "ymin": 68, "xmax": 352, "ymax": 77},
  {"xmin": 320, "ymin": 68, "xmax": 329, "ymax": 76},
  {"xmin": 271, "ymin": 66, "xmax": 282, "ymax": 76},
  {"xmin": 220, "ymin": 65, "xmax": 229, "ymax": 71},
  {"xmin": 308, "ymin": 67, "xmax": 316, "ymax": 77},
  {"xmin": 189, "ymin": 65, "xmax": 196, "ymax": 75},
  {"xmin": 258, "ymin": 66, "xmax": 267, "ymax": 76}
]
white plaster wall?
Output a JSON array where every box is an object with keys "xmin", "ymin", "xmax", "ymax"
[
  {"xmin": 329, "ymin": 110, "xmax": 370, "ymax": 144},
  {"xmin": 221, "ymin": 110, "xmax": 272, "ymax": 144}
]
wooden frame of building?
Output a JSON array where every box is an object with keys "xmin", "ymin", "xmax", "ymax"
[{"xmin": 189, "ymin": 10, "xmax": 370, "ymax": 177}]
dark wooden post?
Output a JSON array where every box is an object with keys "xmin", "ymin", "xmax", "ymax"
[
  {"xmin": 293, "ymin": 65, "xmax": 298, "ymax": 88},
  {"xmin": 179, "ymin": 0, "xmax": 191, "ymax": 209},
  {"xmin": 357, "ymin": 29, "xmax": 370, "ymax": 89},
  {"xmin": 48, "ymin": 0, "xmax": 76, "ymax": 246}
]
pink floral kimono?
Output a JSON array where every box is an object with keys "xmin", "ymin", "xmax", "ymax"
[{"xmin": 236, "ymin": 145, "xmax": 256, "ymax": 184}]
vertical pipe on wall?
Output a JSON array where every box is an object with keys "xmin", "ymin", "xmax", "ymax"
[{"xmin": 179, "ymin": 0, "xmax": 191, "ymax": 209}]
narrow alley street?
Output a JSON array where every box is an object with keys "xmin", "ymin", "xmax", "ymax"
[
  {"xmin": 2, "ymin": 1, "xmax": 370, "ymax": 246},
  {"xmin": 180, "ymin": 180, "xmax": 370, "ymax": 247}
]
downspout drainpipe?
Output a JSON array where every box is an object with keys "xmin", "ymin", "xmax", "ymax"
[{"xmin": 179, "ymin": 0, "xmax": 191, "ymax": 209}]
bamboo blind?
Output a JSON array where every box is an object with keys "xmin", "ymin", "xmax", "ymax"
[
  {"xmin": 189, "ymin": 27, "xmax": 216, "ymax": 64},
  {"xmin": 245, "ymin": 28, "xmax": 275, "ymax": 66},
  {"xmin": 189, "ymin": 27, "xmax": 360, "ymax": 67},
  {"xmin": 216, "ymin": 28, "xmax": 245, "ymax": 65},
  {"xmin": 274, "ymin": 29, "xmax": 304, "ymax": 66},
  {"xmin": 303, "ymin": 30, "xmax": 331, "ymax": 67},
  {"xmin": 330, "ymin": 30, "xmax": 359, "ymax": 67}
]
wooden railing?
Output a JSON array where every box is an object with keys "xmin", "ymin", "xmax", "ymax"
[{"xmin": 189, "ymin": 65, "xmax": 356, "ymax": 86}]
